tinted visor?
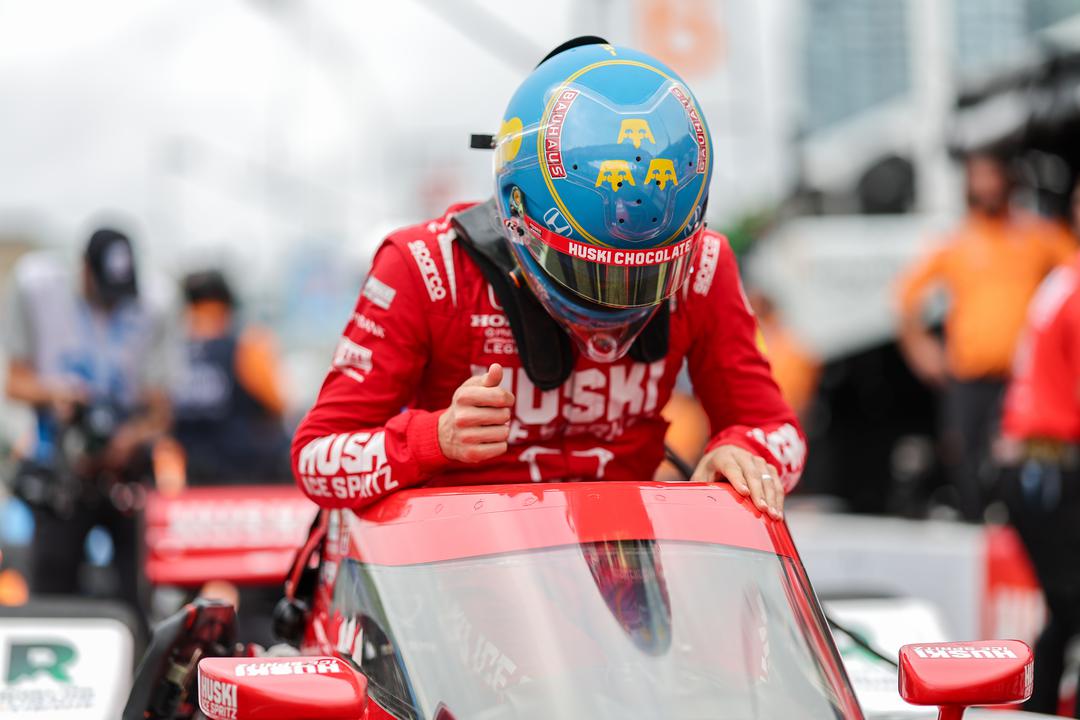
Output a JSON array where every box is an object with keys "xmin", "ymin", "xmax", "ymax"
[{"xmin": 519, "ymin": 214, "xmax": 702, "ymax": 308}]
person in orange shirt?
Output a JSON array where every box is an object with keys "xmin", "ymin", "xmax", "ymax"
[
  {"xmin": 897, "ymin": 153, "xmax": 1075, "ymax": 521},
  {"xmin": 171, "ymin": 270, "xmax": 290, "ymax": 485}
]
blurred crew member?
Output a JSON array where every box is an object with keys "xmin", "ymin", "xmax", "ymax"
[
  {"xmin": 172, "ymin": 270, "xmax": 289, "ymax": 484},
  {"xmin": 3, "ymin": 228, "xmax": 174, "ymax": 613},
  {"xmin": 999, "ymin": 182, "xmax": 1080, "ymax": 716},
  {"xmin": 748, "ymin": 289, "xmax": 820, "ymax": 418},
  {"xmin": 293, "ymin": 39, "xmax": 805, "ymax": 516},
  {"xmin": 897, "ymin": 153, "xmax": 1074, "ymax": 520}
]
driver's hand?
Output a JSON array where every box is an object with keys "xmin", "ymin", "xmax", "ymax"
[
  {"xmin": 691, "ymin": 444, "xmax": 784, "ymax": 519},
  {"xmin": 438, "ymin": 363, "xmax": 515, "ymax": 463}
]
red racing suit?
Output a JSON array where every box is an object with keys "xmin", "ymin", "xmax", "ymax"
[
  {"xmin": 1002, "ymin": 254, "xmax": 1080, "ymax": 441},
  {"xmin": 292, "ymin": 203, "xmax": 806, "ymax": 509}
]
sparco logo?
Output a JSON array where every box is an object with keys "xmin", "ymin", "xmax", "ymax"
[
  {"xmin": 912, "ymin": 646, "xmax": 1018, "ymax": 660},
  {"xmin": 235, "ymin": 659, "xmax": 342, "ymax": 677},
  {"xmin": 408, "ymin": 239, "xmax": 447, "ymax": 301},
  {"xmin": 199, "ymin": 676, "xmax": 237, "ymax": 719}
]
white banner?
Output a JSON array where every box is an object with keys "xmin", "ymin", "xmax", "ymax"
[{"xmin": 0, "ymin": 616, "xmax": 133, "ymax": 719}]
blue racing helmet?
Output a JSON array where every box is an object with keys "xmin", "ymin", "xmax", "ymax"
[{"xmin": 494, "ymin": 40, "xmax": 713, "ymax": 361}]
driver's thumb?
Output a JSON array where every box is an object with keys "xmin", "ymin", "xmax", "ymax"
[
  {"xmin": 481, "ymin": 363, "xmax": 503, "ymax": 388},
  {"xmin": 464, "ymin": 363, "xmax": 504, "ymax": 388}
]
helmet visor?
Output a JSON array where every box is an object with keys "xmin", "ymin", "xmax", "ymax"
[{"xmin": 516, "ymin": 213, "xmax": 702, "ymax": 309}]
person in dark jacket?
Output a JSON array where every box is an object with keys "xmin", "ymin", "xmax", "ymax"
[{"xmin": 172, "ymin": 270, "xmax": 289, "ymax": 485}]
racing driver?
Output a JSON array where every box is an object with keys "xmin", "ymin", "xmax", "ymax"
[{"xmin": 292, "ymin": 39, "xmax": 806, "ymax": 519}]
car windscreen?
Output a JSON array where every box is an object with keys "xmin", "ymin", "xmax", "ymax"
[{"xmin": 332, "ymin": 540, "xmax": 854, "ymax": 720}]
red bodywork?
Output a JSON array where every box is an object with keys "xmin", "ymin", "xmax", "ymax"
[
  {"xmin": 199, "ymin": 656, "xmax": 368, "ymax": 720},
  {"xmin": 296, "ymin": 481, "xmax": 860, "ymax": 720},
  {"xmin": 345, "ymin": 481, "xmax": 797, "ymax": 565},
  {"xmin": 898, "ymin": 640, "xmax": 1033, "ymax": 720}
]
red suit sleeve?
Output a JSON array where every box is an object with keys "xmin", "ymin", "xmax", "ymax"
[
  {"xmin": 291, "ymin": 241, "xmax": 450, "ymax": 509},
  {"xmin": 686, "ymin": 235, "xmax": 807, "ymax": 490}
]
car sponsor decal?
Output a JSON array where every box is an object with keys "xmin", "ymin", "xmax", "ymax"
[
  {"xmin": 693, "ymin": 235, "xmax": 721, "ymax": 296},
  {"xmin": 523, "ymin": 215, "xmax": 696, "ymax": 267},
  {"xmin": 910, "ymin": 645, "xmax": 1019, "ymax": 660},
  {"xmin": 543, "ymin": 207, "xmax": 571, "ymax": 236},
  {"xmin": 542, "ymin": 88, "xmax": 579, "ymax": 180},
  {"xmin": 297, "ymin": 431, "xmax": 395, "ymax": 501},
  {"xmin": 332, "ymin": 338, "xmax": 374, "ymax": 384},
  {"xmin": 361, "ymin": 276, "xmax": 396, "ymax": 310},
  {"xmin": 353, "ymin": 313, "xmax": 386, "ymax": 338},
  {"xmin": 670, "ymin": 85, "xmax": 708, "ymax": 174},
  {"xmin": 471, "ymin": 313, "xmax": 509, "ymax": 328},
  {"xmin": 466, "ymin": 360, "xmax": 666, "ymax": 445},
  {"xmin": 408, "ymin": 239, "xmax": 447, "ymax": 302},
  {"xmin": 473, "ymin": 313, "xmax": 516, "ymax": 356},
  {"xmin": 748, "ymin": 423, "xmax": 807, "ymax": 477},
  {"xmin": 234, "ymin": 659, "xmax": 342, "ymax": 676},
  {"xmin": 199, "ymin": 676, "xmax": 237, "ymax": 719}
]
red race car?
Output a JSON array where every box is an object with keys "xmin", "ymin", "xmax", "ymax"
[{"xmin": 132, "ymin": 481, "xmax": 1043, "ymax": 719}]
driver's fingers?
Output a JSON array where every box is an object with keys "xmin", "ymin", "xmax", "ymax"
[
  {"xmin": 767, "ymin": 464, "xmax": 785, "ymax": 514},
  {"xmin": 752, "ymin": 455, "xmax": 779, "ymax": 517},
  {"xmin": 689, "ymin": 455, "xmax": 716, "ymax": 484},
  {"xmin": 717, "ymin": 456, "xmax": 749, "ymax": 494},
  {"xmin": 454, "ymin": 406, "xmax": 512, "ymax": 427},
  {"xmin": 736, "ymin": 452, "xmax": 770, "ymax": 515},
  {"xmin": 458, "ymin": 425, "xmax": 511, "ymax": 444}
]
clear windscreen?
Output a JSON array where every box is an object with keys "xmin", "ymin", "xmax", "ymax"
[{"xmin": 333, "ymin": 540, "xmax": 855, "ymax": 720}]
